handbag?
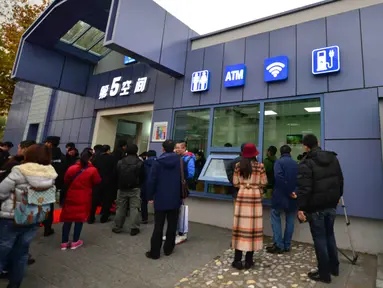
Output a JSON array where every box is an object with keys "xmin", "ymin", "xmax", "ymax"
[
  {"xmin": 180, "ymin": 158, "xmax": 189, "ymax": 199},
  {"xmin": 59, "ymin": 167, "xmax": 88, "ymax": 205}
]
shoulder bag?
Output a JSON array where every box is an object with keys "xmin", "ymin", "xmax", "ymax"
[{"xmin": 59, "ymin": 167, "xmax": 89, "ymax": 205}]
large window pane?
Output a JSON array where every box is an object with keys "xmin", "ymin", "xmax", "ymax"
[
  {"xmin": 73, "ymin": 27, "xmax": 105, "ymax": 50},
  {"xmin": 60, "ymin": 21, "xmax": 90, "ymax": 44},
  {"xmin": 263, "ymin": 98, "xmax": 321, "ymax": 198},
  {"xmin": 174, "ymin": 109, "xmax": 210, "ymax": 192},
  {"xmin": 212, "ymin": 104, "xmax": 260, "ymax": 147},
  {"xmin": 89, "ymin": 39, "xmax": 110, "ymax": 56}
]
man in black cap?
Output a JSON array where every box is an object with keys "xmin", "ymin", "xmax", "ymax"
[{"xmin": 44, "ymin": 136, "xmax": 66, "ymax": 237}]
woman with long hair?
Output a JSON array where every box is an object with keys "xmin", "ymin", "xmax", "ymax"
[
  {"xmin": 60, "ymin": 148, "xmax": 101, "ymax": 250},
  {"xmin": 232, "ymin": 143, "xmax": 267, "ymax": 270},
  {"xmin": 0, "ymin": 144, "xmax": 58, "ymax": 288}
]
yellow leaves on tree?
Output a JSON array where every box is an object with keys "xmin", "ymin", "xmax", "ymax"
[{"xmin": 0, "ymin": 0, "xmax": 49, "ymax": 115}]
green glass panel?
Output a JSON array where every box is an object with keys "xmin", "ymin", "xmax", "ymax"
[
  {"xmin": 73, "ymin": 27, "xmax": 104, "ymax": 50},
  {"xmin": 60, "ymin": 21, "xmax": 90, "ymax": 44}
]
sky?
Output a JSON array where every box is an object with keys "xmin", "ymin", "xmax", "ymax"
[{"xmin": 28, "ymin": 0, "xmax": 325, "ymax": 35}]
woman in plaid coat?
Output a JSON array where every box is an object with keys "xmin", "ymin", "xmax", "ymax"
[{"xmin": 232, "ymin": 143, "xmax": 267, "ymax": 270}]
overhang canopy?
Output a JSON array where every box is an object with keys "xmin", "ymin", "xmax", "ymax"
[{"xmin": 12, "ymin": 0, "xmax": 196, "ymax": 95}]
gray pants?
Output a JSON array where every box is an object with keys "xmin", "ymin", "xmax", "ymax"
[{"xmin": 114, "ymin": 188, "xmax": 141, "ymax": 230}]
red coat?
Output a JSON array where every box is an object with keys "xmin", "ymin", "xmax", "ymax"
[{"xmin": 60, "ymin": 162, "xmax": 101, "ymax": 222}]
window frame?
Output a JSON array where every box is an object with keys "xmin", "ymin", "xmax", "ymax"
[
  {"xmin": 198, "ymin": 154, "xmax": 238, "ymax": 183},
  {"xmin": 171, "ymin": 94, "xmax": 325, "ymax": 202}
]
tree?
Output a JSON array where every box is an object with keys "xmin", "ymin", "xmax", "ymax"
[{"xmin": 0, "ymin": 0, "xmax": 49, "ymax": 115}]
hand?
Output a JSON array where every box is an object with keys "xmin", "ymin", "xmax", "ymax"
[
  {"xmin": 291, "ymin": 192, "xmax": 297, "ymax": 199},
  {"xmin": 148, "ymin": 200, "xmax": 154, "ymax": 204},
  {"xmin": 298, "ymin": 211, "xmax": 306, "ymax": 222}
]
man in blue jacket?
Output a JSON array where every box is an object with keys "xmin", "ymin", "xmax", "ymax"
[
  {"xmin": 146, "ymin": 140, "xmax": 182, "ymax": 260},
  {"xmin": 175, "ymin": 141, "xmax": 195, "ymax": 189},
  {"xmin": 141, "ymin": 150, "xmax": 157, "ymax": 224},
  {"xmin": 267, "ymin": 145, "xmax": 298, "ymax": 254}
]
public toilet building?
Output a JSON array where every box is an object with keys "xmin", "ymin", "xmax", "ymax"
[{"xmin": 6, "ymin": 0, "xmax": 383, "ymax": 254}]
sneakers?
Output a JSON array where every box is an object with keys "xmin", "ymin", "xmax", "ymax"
[
  {"xmin": 175, "ymin": 234, "xmax": 187, "ymax": 245},
  {"xmin": 266, "ymin": 243, "xmax": 284, "ymax": 254},
  {"xmin": 61, "ymin": 243, "xmax": 70, "ymax": 251},
  {"xmin": 130, "ymin": 228, "xmax": 140, "ymax": 236},
  {"xmin": 70, "ymin": 240, "xmax": 84, "ymax": 250}
]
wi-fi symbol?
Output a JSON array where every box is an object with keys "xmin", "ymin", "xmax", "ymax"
[{"xmin": 266, "ymin": 62, "xmax": 286, "ymax": 78}]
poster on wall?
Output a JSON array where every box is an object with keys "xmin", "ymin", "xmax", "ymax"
[{"xmin": 152, "ymin": 122, "xmax": 168, "ymax": 142}]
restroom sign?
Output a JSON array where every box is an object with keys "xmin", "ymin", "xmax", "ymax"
[
  {"xmin": 224, "ymin": 64, "xmax": 246, "ymax": 88},
  {"xmin": 99, "ymin": 76, "xmax": 149, "ymax": 100}
]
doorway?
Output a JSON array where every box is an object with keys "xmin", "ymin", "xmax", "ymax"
[{"xmin": 92, "ymin": 104, "xmax": 153, "ymax": 154}]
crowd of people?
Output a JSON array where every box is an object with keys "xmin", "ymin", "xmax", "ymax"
[
  {"xmin": 0, "ymin": 133, "xmax": 344, "ymax": 287},
  {"xmin": 225, "ymin": 134, "xmax": 344, "ymax": 284}
]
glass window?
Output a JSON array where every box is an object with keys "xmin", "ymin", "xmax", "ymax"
[
  {"xmin": 262, "ymin": 98, "xmax": 321, "ymax": 198},
  {"xmin": 212, "ymin": 104, "xmax": 260, "ymax": 147},
  {"xmin": 89, "ymin": 39, "xmax": 110, "ymax": 56},
  {"xmin": 208, "ymin": 184, "xmax": 231, "ymax": 195},
  {"xmin": 60, "ymin": 21, "xmax": 90, "ymax": 44},
  {"xmin": 173, "ymin": 109, "xmax": 210, "ymax": 153},
  {"xmin": 174, "ymin": 109, "xmax": 210, "ymax": 193},
  {"xmin": 73, "ymin": 27, "xmax": 105, "ymax": 50}
]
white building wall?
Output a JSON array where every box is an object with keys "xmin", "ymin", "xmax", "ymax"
[
  {"xmin": 22, "ymin": 85, "xmax": 52, "ymax": 142},
  {"xmin": 182, "ymin": 198, "xmax": 383, "ymax": 255}
]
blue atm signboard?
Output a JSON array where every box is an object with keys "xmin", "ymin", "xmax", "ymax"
[
  {"xmin": 312, "ymin": 46, "xmax": 340, "ymax": 75},
  {"xmin": 224, "ymin": 64, "xmax": 246, "ymax": 88}
]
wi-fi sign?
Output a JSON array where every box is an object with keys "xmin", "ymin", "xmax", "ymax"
[{"xmin": 264, "ymin": 56, "xmax": 288, "ymax": 82}]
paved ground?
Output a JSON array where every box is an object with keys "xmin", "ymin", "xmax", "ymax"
[{"xmin": 0, "ymin": 216, "xmax": 377, "ymax": 288}]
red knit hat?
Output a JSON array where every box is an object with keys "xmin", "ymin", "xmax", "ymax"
[{"xmin": 242, "ymin": 143, "xmax": 259, "ymax": 158}]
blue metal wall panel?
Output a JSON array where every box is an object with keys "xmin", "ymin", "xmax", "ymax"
[
  {"xmin": 73, "ymin": 95, "xmax": 86, "ymax": 119},
  {"xmin": 296, "ymin": 19, "xmax": 328, "ymax": 95},
  {"xmin": 14, "ymin": 42, "xmax": 64, "ymax": 89},
  {"xmin": 324, "ymin": 88, "xmax": 380, "ymax": 139},
  {"xmin": 200, "ymin": 44, "xmax": 224, "ymax": 106},
  {"xmin": 325, "ymin": 139, "xmax": 383, "ymax": 219},
  {"xmin": 154, "ymin": 72, "xmax": 176, "ymax": 110},
  {"xmin": 327, "ymin": 10, "xmax": 364, "ymax": 92},
  {"xmin": 243, "ymin": 33, "xmax": 269, "ymax": 101},
  {"xmin": 64, "ymin": 93, "xmax": 77, "ymax": 120},
  {"xmin": 360, "ymin": 4, "xmax": 383, "ymax": 88},
  {"xmin": 140, "ymin": 66, "xmax": 158, "ymax": 104},
  {"xmin": 160, "ymin": 14, "xmax": 189, "ymax": 76},
  {"xmin": 173, "ymin": 78, "xmax": 184, "ymax": 108},
  {"xmin": 60, "ymin": 119, "xmax": 73, "ymax": 143},
  {"xmin": 220, "ymin": 39, "xmax": 245, "ymax": 103},
  {"xmin": 60, "ymin": 57, "xmax": 90, "ymax": 95},
  {"xmin": 53, "ymin": 120, "xmax": 64, "ymax": 137},
  {"xmin": 181, "ymin": 49, "xmax": 204, "ymax": 107},
  {"xmin": 268, "ymin": 26, "xmax": 297, "ymax": 98},
  {"xmin": 78, "ymin": 117, "xmax": 94, "ymax": 143},
  {"xmin": 69, "ymin": 118, "xmax": 81, "ymax": 143},
  {"xmin": 128, "ymin": 64, "xmax": 147, "ymax": 106}
]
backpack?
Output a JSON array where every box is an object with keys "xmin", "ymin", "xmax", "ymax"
[
  {"xmin": 13, "ymin": 185, "xmax": 56, "ymax": 226},
  {"xmin": 118, "ymin": 158, "xmax": 143, "ymax": 190},
  {"xmin": 184, "ymin": 157, "xmax": 196, "ymax": 190}
]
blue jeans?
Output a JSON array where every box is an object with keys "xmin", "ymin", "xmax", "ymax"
[
  {"xmin": 62, "ymin": 222, "xmax": 83, "ymax": 243},
  {"xmin": 271, "ymin": 209, "xmax": 296, "ymax": 250},
  {"xmin": 0, "ymin": 219, "xmax": 38, "ymax": 287},
  {"xmin": 309, "ymin": 208, "xmax": 339, "ymax": 280}
]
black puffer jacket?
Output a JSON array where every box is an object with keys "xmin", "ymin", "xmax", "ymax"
[
  {"xmin": 296, "ymin": 147, "xmax": 344, "ymax": 213},
  {"xmin": 51, "ymin": 147, "xmax": 67, "ymax": 190}
]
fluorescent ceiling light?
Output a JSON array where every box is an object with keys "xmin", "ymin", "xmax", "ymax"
[
  {"xmin": 287, "ymin": 123, "xmax": 299, "ymax": 126},
  {"xmin": 264, "ymin": 110, "xmax": 277, "ymax": 116},
  {"xmin": 258, "ymin": 110, "xmax": 277, "ymax": 116},
  {"xmin": 304, "ymin": 107, "xmax": 321, "ymax": 113}
]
